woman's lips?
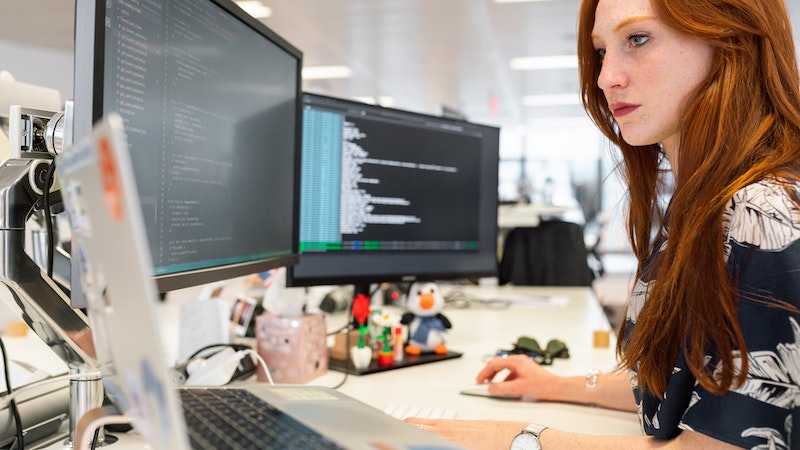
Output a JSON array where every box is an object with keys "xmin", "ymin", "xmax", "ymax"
[{"xmin": 610, "ymin": 102, "xmax": 639, "ymax": 118}]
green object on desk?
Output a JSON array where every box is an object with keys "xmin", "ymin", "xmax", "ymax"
[
  {"xmin": 357, "ymin": 325, "xmax": 368, "ymax": 348},
  {"xmin": 505, "ymin": 336, "xmax": 570, "ymax": 365},
  {"xmin": 545, "ymin": 338, "xmax": 569, "ymax": 359},
  {"xmin": 514, "ymin": 336, "xmax": 543, "ymax": 353}
]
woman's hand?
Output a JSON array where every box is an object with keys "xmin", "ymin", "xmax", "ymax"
[
  {"xmin": 404, "ymin": 417, "xmax": 527, "ymax": 450},
  {"xmin": 476, "ymin": 354, "xmax": 562, "ymax": 400}
]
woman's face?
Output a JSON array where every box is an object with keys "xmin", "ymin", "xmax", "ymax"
[{"xmin": 591, "ymin": 0, "xmax": 714, "ymax": 155}]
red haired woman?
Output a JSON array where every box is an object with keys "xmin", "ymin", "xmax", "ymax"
[{"xmin": 407, "ymin": 0, "xmax": 800, "ymax": 448}]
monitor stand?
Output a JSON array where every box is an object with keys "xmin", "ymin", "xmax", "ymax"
[{"xmin": 0, "ymin": 157, "xmax": 105, "ymax": 448}]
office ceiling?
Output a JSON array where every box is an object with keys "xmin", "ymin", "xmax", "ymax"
[
  {"xmin": 264, "ymin": 0, "xmax": 586, "ymax": 129},
  {"xmin": 4, "ymin": 0, "xmax": 800, "ymax": 132},
  {"xmin": 0, "ymin": 0, "xmax": 585, "ymax": 131}
]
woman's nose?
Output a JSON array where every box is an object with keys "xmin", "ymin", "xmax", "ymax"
[{"xmin": 597, "ymin": 51, "xmax": 627, "ymax": 91}]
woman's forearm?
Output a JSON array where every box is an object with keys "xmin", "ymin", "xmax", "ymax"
[{"xmin": 543, "ymin": 371, "xmax": 636, "ymax": 412}]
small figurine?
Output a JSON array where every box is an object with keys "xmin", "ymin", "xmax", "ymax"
[
  {"xmin": 401, "ymin": 282, "xmax": 451, "ymax": 355},
  {"xmin": 349, "ymin": 326, "xmax": 372, "ymax": 370},
  {"xmin": 349, "ymin": 293, "xmax": 373, "ymax": 370},
  {"xmin": 370, "ymin": 311, "xmax": 401, "ymax": 366},
  {"xmin": 351, "ymin": 293, "xmax": 371, "ymax": 328}
]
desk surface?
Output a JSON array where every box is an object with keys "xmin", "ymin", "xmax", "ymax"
[
  {"xmin": 13, "ymin": 284, "xmax": 641, "ymax": 448},
  {"xmin": 314, "ymin": 285, "xmax": 641, "ymax": 437}
]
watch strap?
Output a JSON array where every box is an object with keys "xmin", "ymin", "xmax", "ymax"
[{"xmin": 522, "ymin": 422, "xmax": 548, "ymax": 438}]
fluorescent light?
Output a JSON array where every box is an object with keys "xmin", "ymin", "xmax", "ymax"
[
  {"xmin": 521, "ymin": 94, "xmax": 580, "ymax": 106},
  {"xmin": 511, "ymin": 55, "xmax": 578, "ymax": 71},
  {"xmin": 527, "ymin": 116, "xmax": 594, "ymax": 129},
  {"xmin": 235, "ymin": 1, "xmax": 272, "ymax": 18},
  {"xmin": 302, "ymin": 65, "xmax": 353, "ymax": 80}
]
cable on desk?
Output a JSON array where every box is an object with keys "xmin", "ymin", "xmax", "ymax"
[
  {"xmin": 187, "ymin": 343, "xmax": 251, "ymax": 360},
  {"xmin": 178, "ymin": 344, "xmax": 264, "ymax": 385},
  {"xmin": 90, "ymin": 426, "xmax": 100, "ymax": 450},
  {"xmin": 42, "ymin": 160, "xmax": 57, "ymax": 279},
  {"xmin": 443, "ymin": 287, "xmax": 512, "ymax": 310},
  {"xmin": 241, "ymin": 350, "xmax": 274, "ymax": 386},
  {"xmin": 326, "ymin": 322, "xmax": 350, "ymax": 336},
  {"xmin": 328, "ymin": 324, "xmax": 350, "ymax": 390},
  {"xmin": 0, "ymin": 337, "xmax": 25, "ymax": 450},
  {"xmin": 75, "ymin": 406, "xmax": 131, "ymax": 450}
]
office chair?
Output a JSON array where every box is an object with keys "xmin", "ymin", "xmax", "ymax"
[{"xmin": 498, "ymin": 220, "xmax": 595, "ymax": 286}]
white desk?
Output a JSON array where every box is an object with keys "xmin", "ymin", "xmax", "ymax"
[
  {"xmin": 16, "ymin": 285, "xmax": 640, "ymax": 448},
  {"xmin": 314, "ymin": 285, "xmax": 641, "ymax": 437}
]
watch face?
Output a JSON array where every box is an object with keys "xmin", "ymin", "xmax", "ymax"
[{"xmin": 510, "ymin": 432, "xmax": 542, "ymax": 450}]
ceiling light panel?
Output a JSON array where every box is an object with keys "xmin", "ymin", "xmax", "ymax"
[
  {"xmin": 302, "ymin": 65, "xmax": 353, "ymax": 80},
  {"xmin": 510, "ymin": 55, "xmax": 577, "ymax": 71}
]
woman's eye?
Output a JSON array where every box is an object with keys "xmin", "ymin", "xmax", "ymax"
[{"xmin": 628, "ymin": 34, "xmax": 649, "ymax": 47}]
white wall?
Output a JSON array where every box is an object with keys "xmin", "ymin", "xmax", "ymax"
[{"xmin": 0, "ymin": 40, "xmax": 73, "ymax": 101}]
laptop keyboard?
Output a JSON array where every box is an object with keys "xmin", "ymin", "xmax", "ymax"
[{"xmin": 179, "ymin": 388, "xmax": 345, "ymax": 449}]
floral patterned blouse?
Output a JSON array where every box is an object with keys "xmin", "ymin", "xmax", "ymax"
[{"xmin": 626, "ymin": 178, "xmax": 800, "ymax": 449}]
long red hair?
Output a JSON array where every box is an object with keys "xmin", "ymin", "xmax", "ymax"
[{"xmin": 578, "ymin": 0, "xmax": 800, "ymax": 397}]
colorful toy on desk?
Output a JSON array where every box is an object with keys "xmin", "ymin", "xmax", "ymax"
[
  {"xmin": 376, "ymin": 336, "xmax": 394, "ymax": 366},
  {"xmin": 350, "ymin": 293, "xmax": 373, "ymax": 370},
  {"xmin": 371, "ymin": 311, "xmax": 401, "ymax": 366},
  {"xmin": 352, "ymin": 293, "xmax": 371, "ymax": 328},
  {"xmin": 401, "ymin": 282, "xmax": 451, "ymax": 355},
  {"xmin": 393, "ymin": 326, "xmax": 404, "ymax": 362},
  {"xmin": 350, "ymin": 325, "xmax": 373, "ymax": 370}
]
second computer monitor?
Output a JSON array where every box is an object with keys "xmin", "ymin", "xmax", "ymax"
[{"xmin": 288, "ymin": 93, "xmax": 500, "ymax": 289}]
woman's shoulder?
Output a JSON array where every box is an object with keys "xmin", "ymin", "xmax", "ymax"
[
  {"xmin": 723, "ymin": 177, "xmax": 800, "ymax": 252},
  {"xmin": 731, "ymin": 177, "xmax": 800, "ymax": 201}
]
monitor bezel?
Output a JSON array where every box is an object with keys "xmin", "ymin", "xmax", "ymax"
[
  {"xmin": 287, "ymin": 93, "xmax": 500, "ymax": 288},
  {"xmin": 73, "ymin": 0, "xmax": 303, "ymax": 294}
]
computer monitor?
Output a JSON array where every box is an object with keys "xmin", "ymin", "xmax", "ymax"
[
  {"xmin": 72, "ymin": 0, "xmax": 302, "ymax": 301},
  {"xmin": 287, "ymin": 93, "xmax": 500, "ymax": 294}
]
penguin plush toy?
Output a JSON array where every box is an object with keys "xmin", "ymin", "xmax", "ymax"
[{"xmin": 401, "ymin": 282, "xmax": 451, "ymax": 355}]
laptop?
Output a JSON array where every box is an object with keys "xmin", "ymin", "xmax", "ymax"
[{"xmin": 57, "ymin": 113, "xmax": 463, "ymax": 450}]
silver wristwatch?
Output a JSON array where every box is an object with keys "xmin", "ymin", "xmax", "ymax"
[{"xmin": 510, "ymin": 423, "xmax": 548, "ymax": 450}]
